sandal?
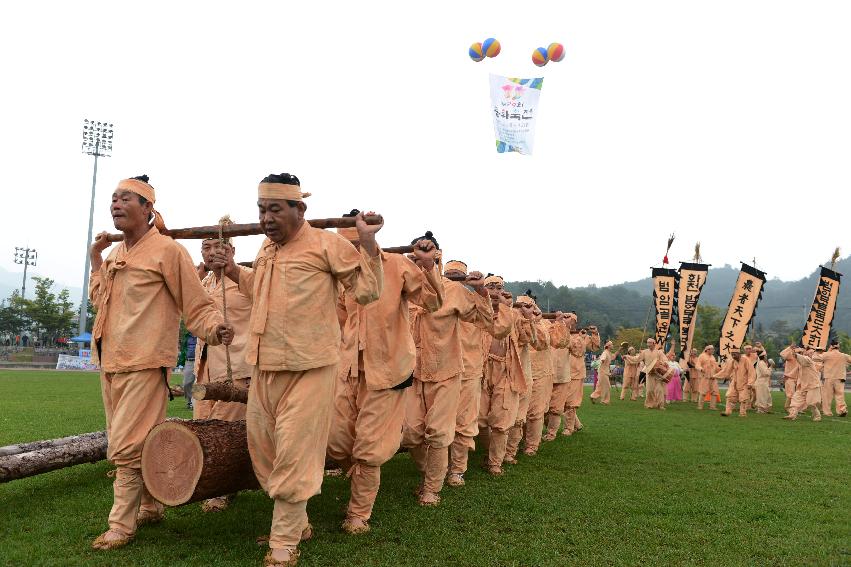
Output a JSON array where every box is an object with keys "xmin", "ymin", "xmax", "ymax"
[
  {"xmin": 136, "ymin": 509, "xmax": 164, "ymax": 526},
  {"xmin": 91, "ymin": 529, "xmax": 134, "ymax": 550},
  {"xmin": 341, "ymin": 516, "xmax": 370, "ymax": 535},
  {"xmin": 201, "ymin": 497, "xmax": 230, "ymax": 513},
  {"xmin": 445, "ymin": 473, "xmax": 465, "ymax": 487},
  {"xmin": 264, "ymin": 548, "xmax": 300, "ymax": 567},
  {"xmin": 418, "ymin": 491, "xmax": 441, "ymax": 507}
]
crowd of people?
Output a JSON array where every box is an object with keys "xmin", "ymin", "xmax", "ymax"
[{"xmin": 84, "ymin": 173, "xmax": 849, "ymax": 566}]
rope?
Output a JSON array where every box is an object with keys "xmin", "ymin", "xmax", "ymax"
[{"xmin": 218, "ymin": 222, "xmax": 233, "ymax": 382}]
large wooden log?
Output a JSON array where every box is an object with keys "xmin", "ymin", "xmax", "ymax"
[
  {"xmin": 106, "ymin": 215, "xmax": 383, "ymax": 242},
  {"xmin": 141, "ymin": 419, "xmax": 259, "ymax": 506},
  {"xmin": 0, "ymin": 433, "xmax": 108, "ymax": 483},
  {"xmin": 0, "ymin": 431, "xmax": 106, "ymax": 458},
  {"xmin": 192, "ymin": 381, "xmax": 248, "ymax": 404}
]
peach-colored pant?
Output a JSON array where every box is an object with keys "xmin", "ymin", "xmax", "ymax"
[
  {"xmin": 402, "ymin": 375, "xmax": 462, "ymax": 493},
  {"xmin": 523, "ymin": 374, "xmax": 554, "ymax": 453},
  {"xmin": 698, "ymin": 378, "xmax": 720, "ymax": 409},
  {"xmin": 546, "ymin": 382, "xmax": 570, "ymax": 436},
  {"xmin": 100, "ymin": 369, "xmax": 167, "ymax": 537},
  {"xmin": 644, "ymin": 375, "xmax": 666, "ymax": 409},
  {"xmin": 564, "ymin": 378, "xmax": 584, "ymax": 433},
  {"xmin": 590, "ymin": 374, "xmax": 610, "ymax": 404},
  {"xmin": 449, "ymin": 376, "xmax": 482, "ymax": 475},
  {"xmin": 327, "ymin": 369, "xmax": 405, "ymax": 520},
  {"xmin": 478, "ymin": 358, "xmax": 519, "ymax": 468},
  {"xmin": 783, "ymin": 377, "xmax": 797, "ymax": 409},
  {"xmin": 248, "ymin": 365, "xmax": 337, "ymax": 549},
  {"xmin": 724, "ymin": 386, "xmax": 751, "ymax": 416},
  {"xmin": 787, "ymin": 387, "xmax": 822, "ymax": 420},
  {"xmin": 505, "ymin": 380, "xmax": 532, "ymax": 460},
  {"xmin": 821, "ymin": 379, "xmax": 847, "ymax": 416}
]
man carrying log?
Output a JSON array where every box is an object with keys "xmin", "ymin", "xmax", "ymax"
[
  {"xmin": 817, "ymin": 339, "xmax": 849, "ymax": 417},
  {"xmin": 88, "ymin": 175, "xmax": 234, "ymax": 550},
  {"xmin": 504, "ymin": 293, "xmax": 544, "ymax": 465},
  {"xmin": 521, "ymin": 306, "xmax": 568, "ymax": 456},
  {"xmin": 445, "ymin": 260, "xmax": 505, "ymax": 488},
  {"xmin": 782, "ymin": 345, "xmax": 823, "ymax": 422},
  {"xmin": 637, "ymin": 339, "xmax": 666, "ymax": 410},
  {"xmin": 326, "ymin": 211, "xmax": 444, "ymax": 535},
  {"xmin": 211, "ymin": 174, "xmax": 383, "ymax": 567},
  {"xmin": 714, "ymin": 347, "xmax": 756, "ymax": 417},
  {"xmin": 193, "ymin": 221, "xmax": 254, "ymax": 513},
  {"xmin": 563, "ymin": 320, "xmax": 600, "ymax": 432},
  {"xmin": 477, "ymin": 278, "xmax": 534, "ymax": 476},
  {"xmin": 402, "ymin": 233, "xmax": 493, "ymax": 506},
  {"xmin": 544, "ymin": 312, "xmax": 579, "ymax": 440}
]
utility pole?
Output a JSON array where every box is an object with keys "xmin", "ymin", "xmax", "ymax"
[
  {"xmin": 78, "ymin": 119, "xmax": 113, "ymax": 338},
  {"xmin": 13, "ymin": 247, "xmax": 37, "ymax": 300}
]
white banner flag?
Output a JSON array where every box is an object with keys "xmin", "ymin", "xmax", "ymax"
[{"xmin": 489, "ymin": 74, "xmax": 543, "ymax": 155}]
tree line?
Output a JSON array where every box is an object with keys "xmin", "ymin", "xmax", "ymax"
[{"xmin": 0, "ymin": 277, "xmax": 84, "ymax": 347}]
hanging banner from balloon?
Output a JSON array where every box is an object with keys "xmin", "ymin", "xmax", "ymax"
[
  {"xmin": 801, "ymin": 266, "xmax": 842, "ymax": 351},
  {"xmin": 652, "ymin": 267, "xmax": 679, "ymax": 347},
  {"xmin": 677, "ymin": 262, "xmax": 709, "ymax": 355},
  {"xmin": 718, "ymin": 263, "xmax": 767, "ymax": 363},
  {"xmin": 489, "ymin": 74, "xmax": 543, "ymax": 155}
]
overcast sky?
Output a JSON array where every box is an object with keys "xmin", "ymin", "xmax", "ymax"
[{"xmin": 2, "ymin": 1, "xmax": 850, "ymax": 306}]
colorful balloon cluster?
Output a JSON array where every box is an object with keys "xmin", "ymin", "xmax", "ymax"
[
  {"xmin": 532, "ymin": 42, "xmax": 565, "ymax": 67},
  {"xmin": 469, "ymin": 37, "xmax": 501, "ymax": 62}
]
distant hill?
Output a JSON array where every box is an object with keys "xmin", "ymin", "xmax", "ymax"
[{"xmin": 507, "ymin": 256, "xmax": 851, "ymax": 335}]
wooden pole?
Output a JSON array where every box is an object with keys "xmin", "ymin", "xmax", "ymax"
[
  {"xmin": 237, "ymin": 244, "xmax": 413, "ymax": 268},
  {"xmin": 0, "ymin": 431, "xmax": 106, "ymax": 458},
  {"xmin": 105, "ymin": 215, "xmax": 384, "ymax": 242},
  {"xmin": 192, "ymin": 381, "xmax": 248, "ymax": 404}
]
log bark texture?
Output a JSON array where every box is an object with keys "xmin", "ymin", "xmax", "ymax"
[
  {"xmin": 0, "ymin": 431, "xmax": 106, "ymax": 458},
  {"xmin": 106, "ymin": 215, "xmax": 383, "ymax": 242},
  {"xmin": 192, "ymin": 381, "xmax": 248, "ymax": 404},
  {"xmin": 0, "ymin": 433, "xmax": 108, "ymax": 483},
  {"xmin": 237, "ymin": 244, "xmax": 413, "ymax": 267},
  {"xmin": 141, "ymin": 419, "xmax": 259, "ymax": 506}
]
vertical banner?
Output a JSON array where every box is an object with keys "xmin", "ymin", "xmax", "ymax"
[
  {"xmin": 677, "ymin": 262, "xmax": 709, "ymax": 355},
  {"xmin": 718, "ymin": 263, "xmax": 767, "ymax": 363},
  {"xmin": 489, "ymin": 74, "xmax": 543, "ymax": 155},
  {"xmin": 652, "ymin": 268, "xmax": 679, "ymax": 347},
  {"xmin": 801, "ymin": 266, "xmax": 842, "ymax": 350}
]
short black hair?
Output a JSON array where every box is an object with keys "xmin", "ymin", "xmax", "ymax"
[
  {"xmin": 261, "ymin": 173, "xmax": 300, "ymax": 186},
  {"xmin": 342, "ymin": 209, "xmax": 360, "ymax": 217},
  {"xmin": 411, "ymin": 230, "xmax": 439, "ymax": 249}
]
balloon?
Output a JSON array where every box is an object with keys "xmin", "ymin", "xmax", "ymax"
[
  {"xmin": 531, "ymin": 47, "xmax": 548, "ymax": 67},
  {"xmin": 482, "ymin": 37, "xmax": 501, "ymax": 58},
  {"xmin": 547, "ymin": 42, "xmax": 565, "ymax": 62},
  {"xmin": 469, "ymin": 42, "xmax": 485, "ymax": 62}
]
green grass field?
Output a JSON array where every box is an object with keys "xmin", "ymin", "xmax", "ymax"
[{"xmin": 1, "ymin": 370, "xmax": 849, "ymax": 567}]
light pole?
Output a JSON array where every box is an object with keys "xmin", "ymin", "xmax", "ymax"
[
  {"xmin": 78, "ymin": 120, "xmax": 113, "ymax": 337},
  {"xmin": 13, "ymin": 247, "xmax": 37, "ymax": 299}
]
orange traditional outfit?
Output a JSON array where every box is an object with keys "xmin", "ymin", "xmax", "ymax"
[
  {"xmin": 402, "ymin": 277, "xmax": 493, "ymax": 502},
  {"xmin": 697, "ymin": 349, "xmax": 721, "ymax": 410},
  {"xmin": 90, "ymin": 178, "xmax": 225, "ymax": 541},
  {"xmin": 327, "ymin": 250, "xmax": 443, "ymax": 527},
  {"xmin": 590, "ymin": 344, "xmax": 615, "ymax": 405},
  {"xmin": 621, "ymin": 352, "xmax": 641, "ymax": 401},
  {"xmin": 194, "ymin": 266, "xmax": 254, "ymax": 422},
  {"xmin": 239, "ymin": 183, "xmax": 383, "ymax": 554},
  {"xmin": 782, "ymin": 348, "xmax": 822, "ymax": 421},
  {"xmin": 818, "ymin": 347, "xmax": 850, "ymax": 416},
  {"xmin": 638, "ymin": 347, "xmax": 668, "ymax": 410},
  {"xmin": 478, "ymin": 304, "xmax": 533, "ymax": 471},
  {"xmin": 522, "ymin": 317, "xmax": 567, "ymax": 454},
  {"xmin": 781, "ymin": 350, "xmax": 800, "ymax": 411},
  {"xmin": 563, "ymin": 329, "xmax": 601, "ymax": 432},
  {"xmin": 713, "ymin": 353, "xmax": 756, "ymax": 417},
  {"xmin": 504, "ymin": 297, "xmax": 543, "ymax": 463}
]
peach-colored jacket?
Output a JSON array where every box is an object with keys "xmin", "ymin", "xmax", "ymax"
[
  {"xmin": 785, "ymin": 350, "xmax": 822, "ymax": 392},
  {"xmin": 568, "ymin": 331, "xmax": 601, "ymax": 381},
  {"xmin": 338, "ymin": 253, "xmax": 443, "ymax": 390},
  {"xmin": 410, "ymin": 278, "xmax": 493, "ymax": 382},
  {"xmin": 713, "ymin": 357, "xmax": 756, "ymax": 389},
  {"xmin": 781, "ymin": 349, "xmax": 800, "ymax": 380},
  {"xmin": 697, "ymin": 352, "xmax": 720, "ymax": 378},
  {"xmin": 90, "ymin": 228, "xmax": 223, "ymax": 373},
  {"xmin": 817, "ymin": 349, "xmax": 851, "ymax": 381},
  {"xmin": 460, "ymin": 296, "xmax": 514, "ymax": 381},
  {"xmin": 195, "ymin": 267, "xmax": 253, "ymax": 381},
  {"xmin": 530, "ymin": 320, "xmax": 568, "ymax": 379},
  {"xmin": 238, "ymin": 223, "xmax": 383, "ymax": 371}
]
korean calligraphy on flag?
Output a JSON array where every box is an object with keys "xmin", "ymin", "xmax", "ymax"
[
  {"xmin": 677, "ymin": 262, "xmax": 708, "ymax": 355},
  {"xmin": 718, "ymin": 263, "xmax": 767, "ymax": 363},
  {"xmin": 652, "ymin": 267, "xmax": 679, "ymax": 347},
  {"xmin": 489, "ymin": 74, "xmax": 543, "ymax": 155},
  {"xmin": 801, "ymin": 266, "xmax": 842, "ymax": 351}
]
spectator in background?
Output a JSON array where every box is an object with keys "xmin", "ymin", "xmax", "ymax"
[{"xmin": 183, "ymin": 334, "xmax": 197, "ymax": 410}]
